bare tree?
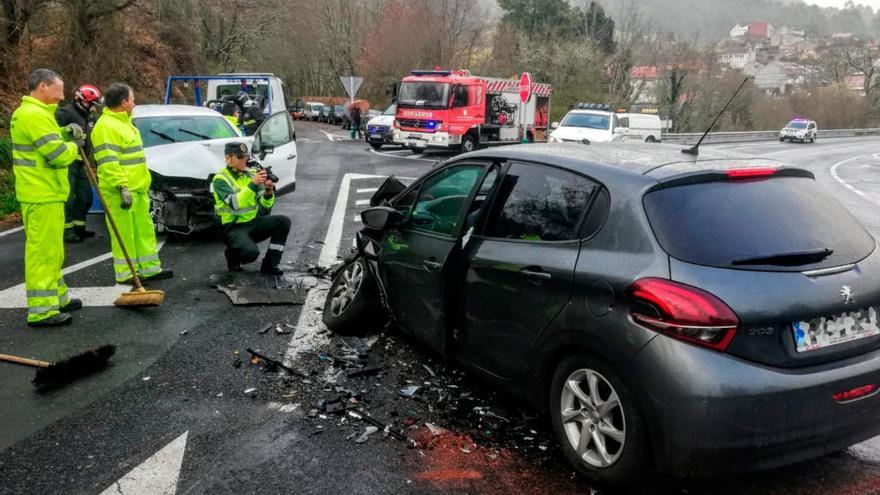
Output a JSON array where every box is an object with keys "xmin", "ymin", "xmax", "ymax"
[{"xmin": 62, "ymin": 0, "xmax": 138, "ymax": 47}]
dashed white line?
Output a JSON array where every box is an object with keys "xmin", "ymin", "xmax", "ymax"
[
  {"xmin": 355, "ymin": 199, "xmax": 369, "ymax": 206},
  {"xmin": 318, "ymin": 130, "xmax": 336, "ymax": 141},
  {"xmin": 354, "ymin": 215, "xmax": 361, "ymax": 223},
  {"xmin": 357, "ymin": 188, "xmax": 378, "ymax": 194},
  {"xmin": 368, "ymin": 147, "xmax": 437, "ymax": 162},
  {"xmin": 830, "ymin": 155, "xmax": 868, "ymax": 198},
  {"xmin": 0, "ymin": 226, "xmax": 23, "ymax": 238}
]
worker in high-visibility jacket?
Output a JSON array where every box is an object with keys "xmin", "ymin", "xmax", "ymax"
[
  {"xmin": 90, "ymin": 83, "xmax": 173, "ymax": 284},
  {"xmin": 220, "ymin": 102, "xmax": 243, "ymax": 137},
  {"xmin": 212, "ymin": 142, "xmax": 290, "ymax": 275},
  {"xmin": 10, "ymin": 69, "xmax": 83, "ymax": 327}
]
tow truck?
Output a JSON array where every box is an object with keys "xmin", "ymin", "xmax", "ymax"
[{"xmin": 392, "ymin": 69, "xmax": 552, "ymax": 154}]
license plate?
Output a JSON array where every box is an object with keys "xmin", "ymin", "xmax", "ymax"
[
  {"xmin": 792, "ymin": 306, "xmax": 880, "ymax": 352},
  {"xmin": 371, "ymin": 134, "xmax": 381, "ymax": 139}
]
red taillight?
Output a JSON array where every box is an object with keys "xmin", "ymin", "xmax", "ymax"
[
  {"xmin": 727, "ymin": 167, "xmax": 776, "ymax": 179},
  {"xmin": 833, "ymin": 384, "xmax": 878, "ymax": 403},
  {"xmin": 627, "ymin": 278, "xmax": 739, "ymax": 351}
]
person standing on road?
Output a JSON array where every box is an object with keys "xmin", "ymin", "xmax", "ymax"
[
  {"xmin": 56, "ymin": 84, "xmax": 103, "ymax": 243},
  {"xmin": 213, "ymin": 142, "xmax": 290, "ymax": 275},
  {"xmin": 350, "ymin": 107, "xmax": 363, "ymax": 140},
  {"xmin": 91, "ymin": 83, "xmax": 173, "ymax": 284},
  {"xmin": 11, "ymin": 69, "xmax": 84, "ymax": 327},
  {"xmin": 220, "ymin": 102, "xmax": 243, "ymax": 137}
]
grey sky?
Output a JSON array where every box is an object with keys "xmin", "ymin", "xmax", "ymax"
[{"xmin": 804, "ymin": 0, "xmax": 880, "ymax": 9}]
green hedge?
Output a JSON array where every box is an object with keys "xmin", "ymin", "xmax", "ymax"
[{"xmin": 0, "ymin": 135, "xmax": 18, "ymax": 218}]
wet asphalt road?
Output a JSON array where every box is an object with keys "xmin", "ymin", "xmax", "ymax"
[{"xmin": 1, "ymin": 124, "xmax": 880, "ymax": 495}]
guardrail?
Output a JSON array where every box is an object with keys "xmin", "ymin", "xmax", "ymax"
[{"xmin": 662, "ymin": 128, "xmax": 880, "ymax": 145}]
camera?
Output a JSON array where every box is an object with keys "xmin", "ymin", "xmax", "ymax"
[{"xmin": 247, "ymin": 157, "xmax": 280, "ymax": 184}]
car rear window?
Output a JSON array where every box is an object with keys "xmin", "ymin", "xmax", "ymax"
[{"xmin": 643, "ymin": 176, "xmax": 875, "ymax": 271}]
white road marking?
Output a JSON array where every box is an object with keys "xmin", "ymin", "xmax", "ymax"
[
  {"xmin": 0, "ymin": 226, "xmax": 23, "ymax": 238},
  {"xmin": 354, "ymin": 215, "xmax": 361, "ymax": 223},
  {"xmin": 830, "ymin": 155, "xmax": 869, "ymax": 198},
  {"xmin": 369, "ymin": 147, "xmax": 436, "ymax": 162},
  {"xmin": 355, "ymin": 199, "xmax": 369, "ymax": 206},
  {"xmin": 356, "ymin": 188, "xmax": 378, "ymax": 194},
  {"xmin": 318, "ymin": 130, "xmax": 336, "ymax": 141},
  {"xmin": 318, "ymin": 174, "xmax": 385, "ymax": 269},
  {"xmin": 99, "ymin": 431, "xmax": 188, "ymax": 495}
]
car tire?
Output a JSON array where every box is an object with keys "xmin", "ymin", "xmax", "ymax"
[
  {"xmin": 549, "ymin": 354, "xmax": 651, "ymax": 486},
  {"xmin": 645, "ymin": 136, "xmax": 657, "ymax": 143},
  {"xmin": 779, "ymin": 137, "xmax": 785, "ymax": 142},
  {"xmin": 461, "ymin": 134, "xmax": 476, "ymax": 153},
  {"xmin": 410, "ymin": 146, "xmax": 425, "ymax": 154},
  {"xmin": 370, "ymin": 143, "xmax": 383, "ymax": 150},
  {"xmin": 322, "ymin": 257, "xmax": 383, "ymax": 335}
]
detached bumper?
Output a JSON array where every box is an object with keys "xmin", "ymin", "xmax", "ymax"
[
  {"xmin": 631, "ymin": 335, "xmax": 880, "ymax": 476},
  {"xmin": 393, "ymin": 130, "xmax": 459, "ymax": 149}
]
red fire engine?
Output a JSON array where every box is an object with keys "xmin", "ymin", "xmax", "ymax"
[{"xmin": 392, "ymin": 69, "xmax": 552, "ymax": 154}]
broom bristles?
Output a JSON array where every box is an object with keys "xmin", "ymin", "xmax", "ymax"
[
  {"xmin": 33, "ymin": 345, "xmax": 116, "ymax": 387},
  {"xmin": 114, "ymin": 288, "xmax": 165, "ymax": 307}
]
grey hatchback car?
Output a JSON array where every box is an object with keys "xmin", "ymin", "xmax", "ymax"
[{"xmin": 322, "ymin": 143, "xmax": 880, "ymax": 485}]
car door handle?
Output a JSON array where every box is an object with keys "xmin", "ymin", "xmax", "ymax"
[
  {"xmin": 286, "ymin": 154, "xmax": 296, "ymax": 160},
  {"xmin": 520, "ymin": 267, "xmax": 552, "ymax": 281},
  {"xmin": 422, "ymin": 258, "xmax": 442, "ymax": 272}
]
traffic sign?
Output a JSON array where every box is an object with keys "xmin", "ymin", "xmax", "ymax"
[
  {"xmin": 519, "ymin": 72, "xmax": 532, "ymax": 103},
  {"xmin": 339, "ymin": 75, "xmax": 364, "ymax": 104}
]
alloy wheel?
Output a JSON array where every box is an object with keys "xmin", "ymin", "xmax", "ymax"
[
  {"xmin": 329, "ymin": 261, "xmax": 364, "ymax": 317},
  {"xmin": 560, "ymin": 368, "xmax": 626, "ymax": 468}
]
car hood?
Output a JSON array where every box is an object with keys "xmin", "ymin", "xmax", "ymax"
[
  {"xmin": 551, "ymin": 126, "xmax": 615, "ymax": 143},
  {"xmin": 145, "ymin": 137, "xmax": 254, "ymax": 180},
  {"xmin": 367, "ymin": 115, "xmax": 394, "ymax": 127}
]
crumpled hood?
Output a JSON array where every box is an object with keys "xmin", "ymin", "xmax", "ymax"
[
  {"xmin": 367, "ymin": 115, "xmax": 394, "ymax": 127},
  {"xmin": 145, "ymin": 137, "xmax": 253, "ymax": 179},
  {"xmin": 550, "ymin": 126, "xmax": 615, "ymax": 143}
]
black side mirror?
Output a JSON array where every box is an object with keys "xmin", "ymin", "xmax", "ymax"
[
  {"xmin": 361, "ymin": 206, "xmax": 404, "ymax": 231},
  {"xmin": 259, "ymin": 143, "xmax": 275, "ymax": 161},
  {"xmin": 370, "ymin": 175, "xmax": 407, "ymax": 207}
]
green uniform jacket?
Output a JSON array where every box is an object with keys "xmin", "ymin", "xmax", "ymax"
[
  {"xmin": 212, "ymin": 166, "xmax": 275, "ymax": 225},
  {"xmin": 10, "ymin": 96, "xmax": 79, "ymax": 203},
  {"xmin": 91, "ymin": 108, "xmax": 149, "ymax": 194}
]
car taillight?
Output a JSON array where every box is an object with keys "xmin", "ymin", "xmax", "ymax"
[
  {"xmin": 833, "ymin": 384, "xmax": 878, "ymax": 403},
  {"xmin": 727, "ymin": 167, "xmax": 776, "ymax": 179},
  {"xmin": 627, "ymin": 278, "xmax": 739, "ymax": 351}
]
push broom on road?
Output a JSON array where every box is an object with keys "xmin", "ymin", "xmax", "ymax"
[
  {"xmin": 0, "ymin": 345, "xmax": 116, "ymax": 388},
  {"xmin": 79, "ymin": 149, "xmax": 165, "ymax": 307}
]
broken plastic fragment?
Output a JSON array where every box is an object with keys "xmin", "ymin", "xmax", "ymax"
[
  {"xmin": 425, "ymin": 423, "xmax": 448, "ymax": 437},
  {"xmin": 400, "ymin": 385, "xmax": 420, "ymax": 397},
  {"xmin": 355, "ymin": 426, "xmax": 379, "ymax": 443},
  {"xmin": 244, "ymin": 388, "xmax": 257, "ymax": 395}
]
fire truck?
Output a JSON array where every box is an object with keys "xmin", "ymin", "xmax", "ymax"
[{"xmin": 392, "ymin": 69, "xmax": 552, "ymax": 154}]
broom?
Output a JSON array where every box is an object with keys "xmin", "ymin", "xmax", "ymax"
[
  {"xmin": 79, "ymin": 149, "xmax": 164, "ymax": 306},
  {"xmin": 0, "ymin": 345, "xmax": 116, "ymax": 388}
]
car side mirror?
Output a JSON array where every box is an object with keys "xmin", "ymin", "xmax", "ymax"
[
  {"xmin": 361, "ymin": 206, "xmax": 404, "ymax": 231},
  {"xmin": 259, "ymin": 143, "xmax": 275, "ymax": 161},
  {"xmin": 550, "ymin": 122, "xmax": 559, "ymax": 129}
]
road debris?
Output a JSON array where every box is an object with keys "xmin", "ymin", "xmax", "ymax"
[{"xmin": 355, "ymin": 426, "xmax": 379, "ymax": 443}]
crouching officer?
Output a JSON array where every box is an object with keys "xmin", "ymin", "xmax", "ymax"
[{"xmin": 213, "ymin": 142, "xmax": 290, "ymax": 275}]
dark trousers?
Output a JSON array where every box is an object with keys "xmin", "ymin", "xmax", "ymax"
[
  {"xmin": 222, "ymin": 215, "xmax": 291, "ymax": 267},
  {"xmin": 65, "ymin": 162, "xmax": 93, "ymax": 232}
]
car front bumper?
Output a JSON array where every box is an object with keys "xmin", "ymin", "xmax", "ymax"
[
  {"xmin": 630, "ymin": 334, "xmax": 880, "ymax": 476},
  {"xmin": 393, "ymin": 130, "xmax": 460, "ymax": 148}
]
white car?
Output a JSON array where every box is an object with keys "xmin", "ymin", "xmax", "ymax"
[
  {"xmin": 132, "ymin": 104, "xmax": 298, "ymax": 235},
  {"xmin": 779, "ymin": 118, "xmax": 817, "ymax": 143},
  {"xmin": 549, "ymin": 108, "xmax": 662, "ymax": 144},
  {"xmin": 305, "ymin": 102, "xmax": 324, "ymax": 121},
  {"xmin": 366, "ymin": 104, "xmax": 397, "ymax": 150}
]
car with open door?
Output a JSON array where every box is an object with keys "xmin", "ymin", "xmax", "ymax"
[
  {"xmin": 134, "ymin": 104, "xmax": 297, "ymax": 235},
  {"xmin": 323, "ymin": 142, "xmax": 880, "ymax": 486}
]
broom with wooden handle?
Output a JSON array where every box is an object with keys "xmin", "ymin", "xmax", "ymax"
[
  {"xmin": 0, "ymin": 345, "xmax": 116, "ymax": 388},
  {"xmin": 79, "ymin": 149, "xmax": 164, "ymax": 306}
]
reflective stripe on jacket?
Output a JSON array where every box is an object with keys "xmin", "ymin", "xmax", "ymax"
[
  {"xmin": 91, "ymin": 108, "xmax": 150, "ymax": 193},
  {"xmin": 212, "ymin": 167, "xmax": 275, "ymax": 225},
  {"xmin": 10, "ymin": 96, "xmax": 78, "ymax": 203}
]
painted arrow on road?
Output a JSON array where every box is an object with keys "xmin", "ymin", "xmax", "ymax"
[{"xmin": 99, "ymin": 431, "xmax": 188, "ymax": 495}]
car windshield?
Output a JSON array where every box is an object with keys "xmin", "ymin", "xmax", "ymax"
[
  {"xmin": 561, "ymin": 112, "xmax": 611, "ymax": 130},
  {"xmin": 216, "ymin": 84, "xmax": 269, "ymax": 101},
  {"xmin": 398, "ymin": 82, "xmax": 450, "ymax": 109},
  {"xmin": 643, "ymin": 176, "xmax": 875, "ymax": 271},
  {"xmin": 786, "ymin": 121, "xmax": 808, "ymax": 129},
  {"xmin": 383, "ymin": 104, "xmax": 397, "ymax": 115},
  {"xmin": 134, "ymin": 115, "xmax": 238, "ymax": 148}
]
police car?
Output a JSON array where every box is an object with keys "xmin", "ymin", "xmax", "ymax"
[{"xmin": 779, "ymin": 118, "xmax": 817, "ymax": 143}]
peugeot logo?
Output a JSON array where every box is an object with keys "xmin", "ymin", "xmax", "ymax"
[{"xmin": 841, "ymin": 285, "xmax": 854, "ymax": 305}]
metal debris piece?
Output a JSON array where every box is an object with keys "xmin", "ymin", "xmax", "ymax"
[
  {"xmin": 425, "ymin": 423, "xmax": 448, "ymax": 437},
  {"xmin": 422, "ymin": 364, "xmax": 436, "ymax": 377},
  {"xmin": 355, "ymin": 426, "xmax": 379, "ymax": 443},
  {"xmin": 244, "ymin": 388, "xmax": 257, "ymax": 395},
  {"xmin": 348, "ymin": 366, "xmax": 382, "ymax": 378},
  {"xmin": 246, "ymin": 348, "xmax": 307, "ymax": 377},
  {"xmin": 258, "ymin": 323, "xmax": 273, "ymax": 334}
]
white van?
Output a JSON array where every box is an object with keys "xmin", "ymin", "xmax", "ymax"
[
  {"xmin": 549, "ymin": 109, "xmax": 662, "ymax": 144},
  {"xmin": 617, "ymin": 113, "xmax": 662, "ymax": 142},
  {"xmin": 206, "ymin": 73, "xmax": 288, "ymax": 116},
  {"xmin": 305, "ymin": 102, "xmax": 324, "ymax": 121}
]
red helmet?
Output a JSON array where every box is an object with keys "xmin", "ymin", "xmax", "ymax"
[{"xmin": 74, "ymin": 84, "xmax": 103, "ymax": 105}]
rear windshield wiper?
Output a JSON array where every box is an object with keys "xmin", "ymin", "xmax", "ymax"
[
  {"xmin": 732, "ymin": 248, "xmax": 834, "ymax": 266},
  {"xmin": 178, "ymin": 128, "xmax": 212, "ymax": 140},
  {"xmin": 150, "ymin": 129, "xmax": 179, "ymax": 143}
]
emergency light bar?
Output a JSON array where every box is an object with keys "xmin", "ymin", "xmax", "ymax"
[
  {"xmin": 411, "ymin": 70, "xmax": 453, "ymax": 77},
  {"xmin": 576, "ymin": 103, "xmax": 611, "ymax": 111}
]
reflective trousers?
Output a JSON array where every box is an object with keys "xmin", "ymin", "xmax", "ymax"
[
  {"xmin": 22, "ymin": 202, "xmax": 70, "ymax": 323},
  {"xmin": 103, "ymin": 189, "xmax": 161, "ymax": 283},
  {"xmin": 65, "ymin": 162, "xmax": 93, "ymax": 232}
]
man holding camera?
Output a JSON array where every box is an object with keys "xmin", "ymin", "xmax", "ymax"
[{"xmin": 212, "ymin": 142, "xmax": 290, "ymax": 275}]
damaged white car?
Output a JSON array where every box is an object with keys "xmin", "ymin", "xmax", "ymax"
[{"xmin": 132, "ymin": 104, "xmax": 298, "ymax": 235}]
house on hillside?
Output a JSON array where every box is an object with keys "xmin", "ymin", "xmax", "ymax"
[
  {"xmin": 845, "ymin": 73, "xmax": 867, "ymax": 96},
  {"xmin": 754, "ymin": 62, "xmax": 805, "ymax": 95},
  {"xmin": 720, "ymin": 46, "xmax": 757, "ymax": 69},
  {"xmin": 746, "ymin": 21, "xmax": 773, "ymax": 40},
  {"xmin": 630, "ymin": 65, "xmax": 659, "ymax": 105}
]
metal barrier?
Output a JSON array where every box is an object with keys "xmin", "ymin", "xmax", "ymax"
[{"xmin": 662, "ymin": 128, "xmax": 880, "ymax": 145}]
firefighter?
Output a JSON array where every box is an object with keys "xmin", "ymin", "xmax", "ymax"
[
  {"xmin": 56, "ymin": 84, "xmax": 103, "ymax": 243},
  {"xmin": 212, "ymin": 142, "xmax": 290, "ymax": 275},
  {"xmin": 11, "ymin": 69, "xmax": 83, "ymax": 327},
  {"xmin": 91, "ymin": 83, "xmax": 173, "ymax": 284}
]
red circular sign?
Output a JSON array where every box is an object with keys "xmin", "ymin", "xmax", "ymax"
[{"xmin": 519, "ymin": 72, "xmax": 532, "ymax": 103}]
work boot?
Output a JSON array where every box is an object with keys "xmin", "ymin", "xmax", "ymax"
[
  {"xmin": 226, "ymin": 250, "xmax": 243, "ymax": 272},
  {"xmin": 143, "ymin": 269, "xmax": 174, "ymax": 281},
  {"xmin": 260, "ymin": 264, "xmax": 284, "ymax": 276},
  {"xmin": 60, "ymin": 298, "xmax": 83, "ymax": 312},
  {"xmin": 74, "ymin": 226, "xmax": 96, "ymax": 239},
  {"xmin": 27, "ymin": 313, "xmax": 73, "ymax": 328},
  {"xmin": 64, "ymin": 230, "xmax": 83, "ymax": 243},
  {"xmin": 260, "ymin": 249, "xmax": 284, "ymax": 275}
]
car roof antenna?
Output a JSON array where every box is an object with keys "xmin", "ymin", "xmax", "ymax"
[{"xmin": 682, "ymin": 77, "xmax": 752, "ymax": 156}]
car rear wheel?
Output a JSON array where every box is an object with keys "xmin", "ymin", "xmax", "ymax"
[
  {"xmin": 409, "ymin": 146, "xmax": 425, "ymax": 154},
  {"xmin": 645, "ymin": 136, "xmax": 657, "ymax": 143},
  {"xmin": 550, "ymin": 355, "xmax": 651, "ymax": 486},
  {"xmin": 370, "ymin": 143, "xmax": 383, "ymax": 150},
  {"xmin": 322, "ymin": 257, "xmax": 383, "ymax": 335}
]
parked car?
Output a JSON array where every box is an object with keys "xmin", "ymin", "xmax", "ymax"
[
  {"xmin": 133, "ymin": 104, "xmax": 298, "ymax": 235},
  {"xmin": 321, "ymin": 104, "xmax": 334, "ymax": 123},
  {"xmin": 549, "ymin": 106, "xmax": 622, "ymax": 143},
  {"xmin": 323, "ymin": 142, "xmax": 880, "ymax": 486},
  {"xmin": 331, "ymin": 105, "xmax": 345, "ymax": 125},
  {"xmin": 780, "ymin": 118, "xmax": 817, "ymax": 143},
  {"xmin": 365, "ymin": 104, "xmax": 397, "ymax": 150},
  {"xmin": 305, "ymin": 102, "xmax": 323, "ymax": 121}
]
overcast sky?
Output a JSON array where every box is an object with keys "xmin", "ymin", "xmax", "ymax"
[{"xmin": 804, "ymin": 0, "xmax": 880, "ymax": 9}]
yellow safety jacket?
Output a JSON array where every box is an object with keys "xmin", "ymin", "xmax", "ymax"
[
  {"xmin": 9, "ymin": 96, "xmax": 79, "ymax": 203},
  {"xmin": 224, "ymin": 115, "xmax": 242, "ymax": 136},
  {"xmin": 212, "ymin": 166, "xmax": 275, "ymax": 225},
  {"xmin": 91, "ymin": 108, "xmax": 150, "ymax": 194}
]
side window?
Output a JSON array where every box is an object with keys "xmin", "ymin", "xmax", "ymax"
[
  {"xmin": 485, "ymin": 163, "xmax": 597, "ymax": 241},
  {"xmin": 452, "ymin": 85, "xmax": 470, "ymax": 108},
  {"xmin": 617, "ymin": 116, "xmax": 629, "ymax": 128},
  {"xmin": 393, "ymin": 188, "xmax": 419, "ymax": 217},
  {"xmin": 410, "ymin": 165, "xmax": 483, "ymax": 237},
  {"xmin": 255, "ymin": 112, "xmax": 293, "ymax": 149},
  {"xmin": 465, "ymin": 167, "xmax": 500, "ymax": 232}
]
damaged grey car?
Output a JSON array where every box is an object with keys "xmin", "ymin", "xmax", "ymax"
[{"xmin": 322, "ymin": 142, "xmax": 880, "ymax": 486}]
